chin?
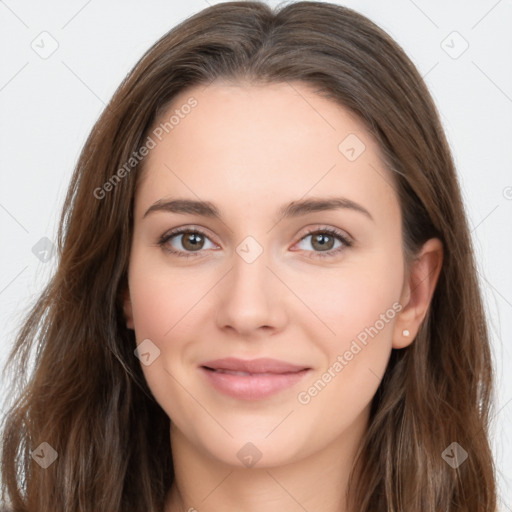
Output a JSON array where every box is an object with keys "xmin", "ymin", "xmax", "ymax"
[{"xmin": 189, "ymin": 424, "xmax": 313, "ymax": 470}]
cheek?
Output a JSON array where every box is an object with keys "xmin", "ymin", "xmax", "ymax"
[
  {"xmin": 126, "ymin": 251, "xmax": 214, "ymax": 405},
  {"xmin": 127, "ymin": 249, "xmax": 210, "ymax": 340},
  {"xmin": 127, "ymin": 257, "xmax": 199, "ymax": 422},
  {"xmin": 311, "ymin": 277, "xmax": 396, "ymax": 393},
  {"xmin": 290, "ymin": 259, "xmax": 402, "ymax": 344},
  {"xmin": 290, "ymin": 251, "xmax": 403, "ymax": 408},
  {"xmin": 304, "ymin": 250, "xmax": 403, "ymax": 414},
  {"xmin": 295, "ymin": 275, "xmax": 398, "ymax": 438}
]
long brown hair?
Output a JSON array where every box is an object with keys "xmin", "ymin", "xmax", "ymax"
[{"xmin": 1, "ymin": 2, "xmax": 496, "ymax": 510}]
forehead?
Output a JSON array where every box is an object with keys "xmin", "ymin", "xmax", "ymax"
[{"xmin": 135, "ymin": 80, "xmax": 399, "ymax": 224}]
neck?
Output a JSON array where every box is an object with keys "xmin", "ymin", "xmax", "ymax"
[{"xmin": 164, "ymin": 407, "xmax": 369, "ymax": 512}]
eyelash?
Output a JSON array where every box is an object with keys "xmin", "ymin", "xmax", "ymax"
[{"xmin": 157, "ymin": 226, "xmax": 353, "ymax": 259}]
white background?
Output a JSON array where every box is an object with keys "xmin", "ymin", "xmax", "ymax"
[{"xmin": 1, "ymin": 0, "xmax": 511, "ymax": 508}]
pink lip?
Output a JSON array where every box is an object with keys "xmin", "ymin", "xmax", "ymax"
[{"xmin": 199, "ymin": 357, "xmax": 311, "ymax": 400}]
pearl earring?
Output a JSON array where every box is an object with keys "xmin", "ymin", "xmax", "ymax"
[{"xmin": 402, "ymin": 329, "xmax": 410, "ymax": 337}]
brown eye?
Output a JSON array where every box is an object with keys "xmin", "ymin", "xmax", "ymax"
[
  {"xmin": 294, "ymin": 227, "xmax": 352, "ymax": 259},
  {"xmin": 310, "ymin": 232, "xmax": 336, "ymax": 251},
  {"xmin": 181, "ymin": 232, "xmax": 206, "ymax": 251},
  {"xmin": 158, "ymin": 228, "xmax": 217, "ymax": 258}
]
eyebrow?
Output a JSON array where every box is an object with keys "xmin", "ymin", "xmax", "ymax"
[{"xmin": 143, "ymin": 196, "xmax": 374, "ymax": 223}]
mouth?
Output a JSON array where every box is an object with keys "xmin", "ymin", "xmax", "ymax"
[{"xmin": 199, "ymin": 357, "xmax": 311, "ymax": 400}]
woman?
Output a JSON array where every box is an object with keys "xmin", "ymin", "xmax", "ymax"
[{"xmin": 0, "ymin": 1, "xmax": 497, "ymax": 511}]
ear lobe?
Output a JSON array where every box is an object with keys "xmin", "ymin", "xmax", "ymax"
[{"xmin": 393, "ymin": 237, "xmax": 443, "ymax": 349}]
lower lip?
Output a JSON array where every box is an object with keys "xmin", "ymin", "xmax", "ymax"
[{"xmin": 200, "ymin": 367, "xmax": 310, "ymax": 400}]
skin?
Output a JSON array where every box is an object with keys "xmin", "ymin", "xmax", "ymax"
[{"xmin": 123, "ymin": 80, "xmax": 443, "ymax": 512}]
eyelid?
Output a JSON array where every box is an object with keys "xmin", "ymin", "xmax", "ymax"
[{"xmin": 296, "ymin": 225, "xmax": 353, "ymax": 244}]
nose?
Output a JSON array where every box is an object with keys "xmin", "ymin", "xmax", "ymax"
[{"xmin": 214, "ymin": 248, "xmax": 287, "ymax": 338}]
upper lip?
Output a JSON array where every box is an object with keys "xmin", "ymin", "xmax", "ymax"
[{"xmin": 200, "ymin": 357, "xmax": 309, "ymax": 374}]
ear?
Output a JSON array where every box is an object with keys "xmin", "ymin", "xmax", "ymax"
[
  {"xmin": 121, "ymin": 284, "xmax": 135, "ymax": 330},
  {"xmin": 393, "ymin": 237, "xmax": 443, "ymax": 349}
]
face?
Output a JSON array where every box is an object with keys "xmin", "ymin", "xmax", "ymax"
[{"xmin": 124, "ymin": 80, "xmax": 412, "ymax": 468}]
